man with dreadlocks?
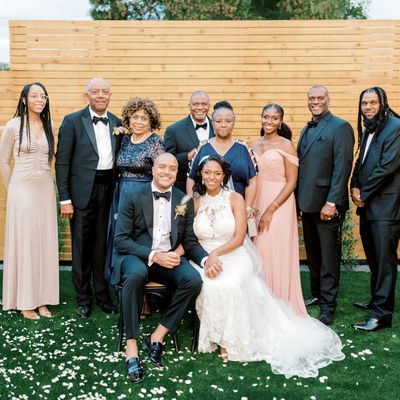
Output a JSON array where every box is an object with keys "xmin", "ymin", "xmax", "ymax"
[{"xmin": 351, "ymin": 86, "xmax": 400, "ymax": 332}]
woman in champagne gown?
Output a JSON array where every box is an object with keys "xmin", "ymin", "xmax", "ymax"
[
  {"xmin": 0, "ymin": 83, "xmax": 59, "ymax": 319},
  {"xmin": 252, "ymin": 103, "xmax": 307, "ymax": 315},
  {"xmin": 192, "ymin": 155, "xmax": 344, "ymax": 378}
]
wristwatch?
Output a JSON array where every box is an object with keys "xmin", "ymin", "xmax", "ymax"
[{"xmin": 326, "ymin": 201, "xmax": 336, "ymax": 207}]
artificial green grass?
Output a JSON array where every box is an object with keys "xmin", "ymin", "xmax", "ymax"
[{"xmin": 0, "ymin": 270, "xmax": 399, "ymax": 400}]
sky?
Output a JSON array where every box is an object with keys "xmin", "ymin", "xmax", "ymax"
[{"xmin": 1, "ymin": 0, "xmax": 400, "ymax": 63}]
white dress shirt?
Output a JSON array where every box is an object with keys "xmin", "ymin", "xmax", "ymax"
[
  {"xmin": 148, "ymin": 183, "xmax": 172, "ymax": 265},
  {"xmin": 362, "ymin": 132, "xmax": 375, "ymax": 163},
  {"xmin": 190, "ymin": 115, "xmax": 210, "ymax": 142},
  {"xmin": 89, "ymin": 107, "xmax": 113, "ymax": 170}
]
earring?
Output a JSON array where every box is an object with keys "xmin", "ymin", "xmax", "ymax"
[
  {"xmin": 279, "ymin": 124, "xmax": 282, "ymax": 130},
  {"xmin": 202, "ymin": 179, "xmax": 205, "ymax": 185}
]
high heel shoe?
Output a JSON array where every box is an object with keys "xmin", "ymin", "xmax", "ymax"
[
  {"xmin": 220, "ymin": 347, "xmax": 228, "ymax": 362},
  {"xmin": 38, "ymin": 306, "xmax": 52, "ymax": 318},
  {"xmin": 21, "ymin": 310, "xmax": 40, "ymax": 320}
]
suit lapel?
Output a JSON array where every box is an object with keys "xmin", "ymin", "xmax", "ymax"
[
  {"xmin": 186, "ymin": 116, "xmax": 200, "ymax": 147},
  {"xmin": 107, "ymin": 112, "xmax": 117, "ymax": 156},
  {"xmin": 301, "ymin": 117, "xmax": 329, "ymax": 159},
  {"xmin": 208, "ymin": 116, "xmax": 215, "ymax": 139},
  {"xmin": 82, "ymin": 107, "xmax": 98, "ymax": 154},
  {"xmin": 170, "ymin": 189, "xmax": 180, "ymax": 247},
  {"xmin": 141, "ymin": 188, "xmax": 154, "ymax": 237},
  {"xmin": 297, "ymin": 126, "xmax": 307, "ymax": 156}
]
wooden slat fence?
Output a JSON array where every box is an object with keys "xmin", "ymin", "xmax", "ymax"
[{"xmin": 0, "ymin": 20, "xmax": 399, "ymax": 260}]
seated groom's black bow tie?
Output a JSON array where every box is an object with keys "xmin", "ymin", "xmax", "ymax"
[
  {"xmin": 195, "ymin": 122, "xmax": 207, "ymax": 130},
  {"xmin": 307, "ymin": 120, "xmax": 318, "ymax": 128},
  {"xmin": 152, "ymin": 191, "xmax": 171, "ymax": 201},
  {"xmin": 93, "ymin": 115, "xmax": 109, "ymax": 125}
]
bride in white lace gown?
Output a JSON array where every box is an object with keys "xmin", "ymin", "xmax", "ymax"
[{"xmin": 191, "ymin": 155, "xmax": 344, "ymax": 378}]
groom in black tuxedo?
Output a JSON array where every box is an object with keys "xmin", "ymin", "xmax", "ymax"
[
  {"xmin": 351, "ymin": 87, "xmax": 400, "ymax": 332},
  {"xmin": 164, "ymin": 90, "xmax": 214, "ymax": 192},
  {"xmin": 112, "ymin": 153, "xmax": 220, "ymax": 383},
  {"xmin": 56, "ymin": 77, "xmax": 121, "ymax": 318}
]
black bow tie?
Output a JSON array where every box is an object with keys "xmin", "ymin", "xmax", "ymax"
[
  {"xmin": 307, "ymin": 120, "xmax": 318, "ymax": 128},
  {"xmin": 152, "ymin": 191, "xmax": 171, "ymax": 201},
  {"xmin": 195, "ymin": 123, "xmax": 207, "ymax": 130},
  {"xmin": 93, "ymin": 116, "xmax": 109, "ymax": 125}
]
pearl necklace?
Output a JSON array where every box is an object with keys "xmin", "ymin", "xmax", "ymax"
[{"xmin": 131, "ymin": 133, "xmax": 150, "ymax": 144}]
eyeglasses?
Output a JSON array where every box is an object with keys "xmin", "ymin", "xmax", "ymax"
[{"xmin": 29, "ymin": 94, "xmax": 48, "ymax": 101}]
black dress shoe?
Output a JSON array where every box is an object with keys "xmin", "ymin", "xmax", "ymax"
[
  {"xmin": 319, "ymin": 310, "xmax": 334, "ymax": 325},
  {"xmin": 352, "ymin": 317, "xmax": 392, "ymax": 332},
  {"xmin": 353, "ymin": 302, "xmax": 372, "ymax": 310},
  {"xmin": 305, "ymin": 297, "xmax": 319, "ymax": 307},
  {"xmin": 126, "ymin": 357, "xmax": 144, "ymax": 384},
  {"xmin": 143, "ymin": 335, "xmax": 164, "ymax": 367},
  {"xmin": 76, "ymin": 305, "xmax": 92, "ymax": 318},
  {"xmin": 97, "ymin": 302, "xmax": 118, "ymax": 314}
]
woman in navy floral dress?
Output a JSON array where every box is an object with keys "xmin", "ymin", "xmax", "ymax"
[{"xmin": 104, "ymin": 98, "xmax": 165, "ymax": 282}]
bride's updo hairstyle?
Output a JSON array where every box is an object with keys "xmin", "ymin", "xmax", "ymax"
[{"xmin": 192, "ymin": 154, "xmax": 231, "ymax": 195}]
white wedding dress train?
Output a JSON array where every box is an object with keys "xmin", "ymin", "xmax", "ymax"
[{"xmin": 193, "ymin": 189, "xmax": 344, "ymax": 378}]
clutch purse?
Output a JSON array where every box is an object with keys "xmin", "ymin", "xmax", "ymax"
[{"xmin": 247, "ymin": 217, "xmax": 258, "ymax": 237}]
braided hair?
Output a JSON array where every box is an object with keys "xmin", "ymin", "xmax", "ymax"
[
  {"xmin": 357, "ymin": 86, "xmax": 400, "ymax": 145},
  {"xmin": 14, "ymin": 82, "xmax": 54, "ymax": 161}
]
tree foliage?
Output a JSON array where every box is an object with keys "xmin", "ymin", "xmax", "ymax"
[
  {"xmin": 273, "ymin": 0, "xmax": 369, "ymax": 19},
  {"xmin": 89, "ymin": 0, "xmax": 369, "ymax": 20}
]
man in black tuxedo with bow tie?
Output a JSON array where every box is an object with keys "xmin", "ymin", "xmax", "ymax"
[
  {"xmin": 297, "ymin": 85, "xmax": 354, "ymax": 325},
  {"xmin": 164, "ymin": 91, "xmax": 214, "ymax": 192},
  {"xmin": 56, "ymin": 77, "xmax": 121, "ymax": 318},
  {"xmin": 350, "ymin": 87, "xmax": 400, "ymax": 332},
  {"xmin": 112, "ymin": 152, "xmax": 221, "ymax": 383}
]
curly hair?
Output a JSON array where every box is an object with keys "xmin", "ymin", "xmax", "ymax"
[
  {"xmin": 121, "ymin": 97, "xmax": 161, "ymax": 131},
  {"xmin": 192, "ymin": 154, "xmax": 231, "ymax": 195}
]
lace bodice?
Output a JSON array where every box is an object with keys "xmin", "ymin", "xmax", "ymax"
[
  {"xmin": 194, "ymin": 189, "xmax": 235, "ymax": 251},
  {"xmin": 116, "ymin": 133, "xmax": 165, "ymax": 179}
]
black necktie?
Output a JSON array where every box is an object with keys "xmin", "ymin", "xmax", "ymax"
[
  {"xmin": 93, "ymin": 116, "xmax": 109, "ymax": 125},
  {"xmin": 152, "ymin": 191, "xmax": 171, "ymax": 201},
  {"xmin": 195, "ymin": 123, "xmax": 207, "ymax": 130},
  {"xmin": 307, "ymin": 120, "xmax": 318, "ymax": 128}
]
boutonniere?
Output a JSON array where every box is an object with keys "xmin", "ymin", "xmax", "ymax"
[
  {"xmin": 174, "ymin": 195, "xmax": 191, "ymax": 219},
  {"xmin": 113, "ymin": 126, "xmax": 128, "ymax": 135}
]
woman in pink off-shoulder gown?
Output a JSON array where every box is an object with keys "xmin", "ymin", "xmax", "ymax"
[{"xmin": 252, "ymin": 103, "xmax": 306, "ymax": 316}]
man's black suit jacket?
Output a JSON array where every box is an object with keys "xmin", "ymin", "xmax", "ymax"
[
  {"xmin": 164, "ymin": 115, "xmax": 214, "ymax": 184},
  {"xmin": 351, "ymin": 115, "xmax": 400, "ymax": 220},
  {"xmin": 55, "ymin": 106, "xmax": 121, "ymax": 210},
  {"xmin": 297, "ymin": 111, "xmax": 355, "ymax": 213},
  {"xmin": 111, "ymin": 183, "xmax": 208, "ymax": 286}
]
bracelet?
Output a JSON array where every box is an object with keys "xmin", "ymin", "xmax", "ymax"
[{"xmin": 272, "ymin": 201, "xmax": 280, "ymax": 209}]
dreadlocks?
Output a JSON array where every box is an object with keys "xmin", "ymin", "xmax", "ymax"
[{"xmin": 357, "ymin": 86, "xmax": 400, "ymax": 145}]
